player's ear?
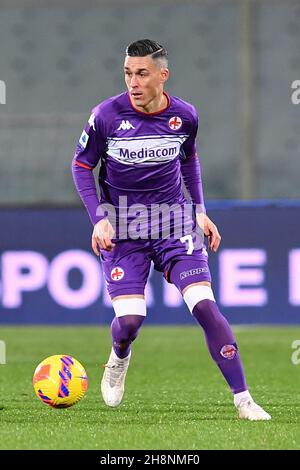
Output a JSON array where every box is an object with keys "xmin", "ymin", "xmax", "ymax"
[{"xmin": 160, "ymin": 68, "xmax": 169, "ymax": 84}]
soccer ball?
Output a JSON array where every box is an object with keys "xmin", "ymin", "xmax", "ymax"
[{"xmin": 33, "ymin": 354, "xmax": 88, "ymax": 408}]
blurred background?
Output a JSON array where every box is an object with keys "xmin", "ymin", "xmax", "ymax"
[{"xmin": 0, "ymin": 0, "xmax": 299, "ymax": 324}]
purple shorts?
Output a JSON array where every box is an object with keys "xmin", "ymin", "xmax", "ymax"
[{"xmin": 100, "ymin": 233, "xmax": 211, "ymax": 299}]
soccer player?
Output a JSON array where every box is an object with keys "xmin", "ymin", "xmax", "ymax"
[{"xmin": 72, "ymin": 39, "xmax": 271, "ymax": 421}]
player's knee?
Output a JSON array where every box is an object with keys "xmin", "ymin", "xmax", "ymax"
[
  {"xmin": 117, "ymin": 314, "xmax": 145, "ymax": 341},
  {"xmin": 183, "ymin": 284, "xmax": 216, "ymax": 314},
  {"xmin": 193, "ymin": 298, "xmax": 225, "ymax": 329}
]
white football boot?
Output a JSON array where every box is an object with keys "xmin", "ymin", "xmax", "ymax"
[
  {"xmin": 235, "ymin": 392, "xmax": 271, "ymax": 421},
  {"xmin": 101, "ymin": 348, "xmax": 131, "ymax": 407}
]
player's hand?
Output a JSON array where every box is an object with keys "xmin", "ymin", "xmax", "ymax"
[
  {"xmin": 92, "ymin": 219, "xmax": 115, "ymax": 255},
  {"xmin": 196, "ymin": 213, "xmax": 221, "ymax": 252}
]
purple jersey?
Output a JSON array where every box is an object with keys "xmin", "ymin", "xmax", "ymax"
[{"xmin": 72, "ymin": 92, "xmax": 205, "ymax": 226}]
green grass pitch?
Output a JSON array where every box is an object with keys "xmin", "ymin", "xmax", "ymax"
[{"xmin": 0, "ymin": 325, "xmax": 300, "ymax": 450}]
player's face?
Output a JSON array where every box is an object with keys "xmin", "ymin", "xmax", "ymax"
[{"xmin": 124, "ymin": 55, "xmax": 169, "ymax": 111}]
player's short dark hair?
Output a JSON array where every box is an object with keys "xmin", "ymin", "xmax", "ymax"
[{"xmin": 125, "ymin": 39, "xmax": 168, "ymax": 66}]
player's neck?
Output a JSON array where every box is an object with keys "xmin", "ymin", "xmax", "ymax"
[{"xmin": 131, "ymin": 92, "xmax": 168, "ymax": 114}]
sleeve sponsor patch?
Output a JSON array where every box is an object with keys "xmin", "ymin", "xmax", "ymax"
[{"xmin": 79, "ymin": 130, "xmax": 89, "ymax": 149}]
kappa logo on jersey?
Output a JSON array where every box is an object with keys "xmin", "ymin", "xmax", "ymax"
[
  {"xmin": 79, "ymin": 130, "xmax": 89, "ymax": 149},
  {"xmin": 117, "ymin": 120, "xmax": 135, "ymax": 131},
  {"xmin": 169, "ymin": 116, "xmax": 182, "ymax": 130},
  {"xmin": 88, "ymin": 113, "xmax": 96, "ymax": 131},
  {"xmin": 111, "ymin": 267, "xmax": 125, "ymax": 281}
]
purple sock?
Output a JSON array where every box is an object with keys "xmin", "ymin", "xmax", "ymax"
[
  {"xmin": 192, "ymin": 299, "xmax": 248, "ymax": 394},
  {"xmin": 111, "ymin": 314, "xmax": 145, "ymax": 359}
]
